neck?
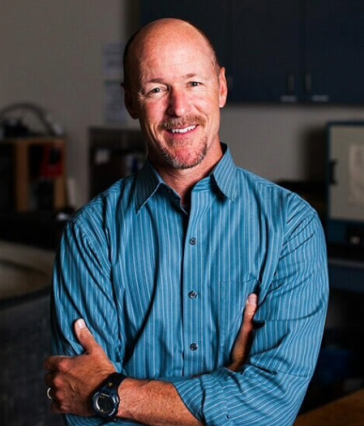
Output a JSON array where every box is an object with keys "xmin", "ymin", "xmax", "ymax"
[{"xmin": 150, "ymin": 148, "xmax": 223, "ymax": 207}]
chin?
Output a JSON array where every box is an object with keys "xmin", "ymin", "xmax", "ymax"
[{"xmin": 163, "ymin": 150, "xmax": 207, "ymax": 170}]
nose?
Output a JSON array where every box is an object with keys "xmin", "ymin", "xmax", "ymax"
[{"xmin": 167, "ymin": 88, "xmax": 188, "ymax": 117}]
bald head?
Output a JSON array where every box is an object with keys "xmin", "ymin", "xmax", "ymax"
[{"xmin": 123, "ymin": 18, "xmax": 221, "ymax": 89}]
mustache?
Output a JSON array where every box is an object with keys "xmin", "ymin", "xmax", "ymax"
[{"xmin": 160, "ymin": 115, "xmax": 206, "ymax": 130}]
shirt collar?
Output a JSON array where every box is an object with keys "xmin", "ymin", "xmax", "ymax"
[
  {"xmin": 135, "ymin": 143, "xmax": 238, "ymax": 212},
  {"xmin": 135, "ymin": 160, "xmax": 163, "ymax": 212},
  {"xmin": 210, "ymin": 144, "xmax": 238, "ymax": 202}
]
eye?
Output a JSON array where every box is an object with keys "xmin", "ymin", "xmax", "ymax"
[
  {"xmin": 189, "ymin": 81, "xmax": 201, "ymax": 87},
  {"xmin": 145, "ymin": 86, "xmax": 168, "ymax": 98},
  {"xmin": 146, "ymin": 87, "xmax": 162, "ymax": 96}
]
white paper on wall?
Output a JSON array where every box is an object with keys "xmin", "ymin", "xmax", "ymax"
[
  {"xmin": 102, "ymin": 43, "xmax": 124, "ymax": 79},
  {"xmin": 104, "ymin": 81, "xmax": 129, "ymax": 124},
  {"xmin": 348, "ymin": 144, "xmax": 364, "ymax": 205}
]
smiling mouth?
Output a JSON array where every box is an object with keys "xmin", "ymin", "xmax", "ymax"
[{"xmin": 169, "ymin": 125, "xmax": 196, "ymax": 134}]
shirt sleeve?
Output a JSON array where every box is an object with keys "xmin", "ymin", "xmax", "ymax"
[
  {"xmin": 171, "ymin": 202, "xmax": 329, "ymax": 426},
  {"xmin": 50, "ymin": 212, "xmax": 127, "ymax": 426}
]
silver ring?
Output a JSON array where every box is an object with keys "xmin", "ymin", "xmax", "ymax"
[{"xmin": 47, "ymin": 387, "xmax": 53, "ymax": 400}]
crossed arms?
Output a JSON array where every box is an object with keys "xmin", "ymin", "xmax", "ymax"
[{"xmin": 44, "ymin": 295, "xmax": 258, "ymax": 425}]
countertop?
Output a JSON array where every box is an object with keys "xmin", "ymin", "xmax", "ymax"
[{"xmin": 294, "ymin": 388, "xmax": 364, "ymax": 426}]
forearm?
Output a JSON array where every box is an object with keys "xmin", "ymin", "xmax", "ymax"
[
  {"xmin": 47, "ymin": 275, "xmax": 257, "ymax": 425},
  {"xmin": 119, "ymin": 378, "xmax": 202, "ymax": 426},
  {"xmin": 117, "ymin": 295, "xmax": 258, "ymax": 425}
]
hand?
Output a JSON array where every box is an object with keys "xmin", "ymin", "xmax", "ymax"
[
  {"xmin": 228, "ymin": 293, "xmax": 258, "ymax": 372},
  {"xmin": 44, "ymin": 319, "xmax": 116, "ymax": 416}
]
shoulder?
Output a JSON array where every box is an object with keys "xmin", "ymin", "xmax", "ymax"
[
  {"xmin": 235, "ymin": 167, "xmax": 320, "ymax": 226},
  {"xmin": 64, "ymin": 176, "xmax": 136, "ymax": 244},
  {"xmin": 75, "ymin": 176, "xmax": 135, "ymax": 221},
  {"xmin": 235, "ymin": 167, "xmax": 304, "ymax": 203}
]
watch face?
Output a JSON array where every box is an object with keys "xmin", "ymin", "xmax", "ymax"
[
  {"xmin": 94, "ymin": 393, "xmax": 115, "ymax": 415},
  {"xmin": 92, "ymin": 373, "xmax": 124, "ymax": 419}
]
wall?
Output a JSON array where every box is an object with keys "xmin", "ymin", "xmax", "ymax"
[
  {"xmin": 221, "ymin": 104, "xmax": 364, "ymax": 183},
  {"xmin": 0, "ymin": 0, "xmax": 139, "ymax": 207},
  {"xmin": 1, "ymin": 1, "xmax": 364, "ymax": 207}
]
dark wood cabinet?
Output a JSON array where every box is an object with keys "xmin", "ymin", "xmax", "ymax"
[
  {"xmin": 304, "ymin": 0, "xmax": 364, "ymax": 104},
  {"xmin": 140, "ymin": 0, "xmax": 232, "ymax": 81},
  {"xmin": 141, "ymin": 0, "xmax": 364, "ymax": 104},
  {"xmin": 89, "ymin": 127, "xmax": 146, "ymax": 199},
  {"xmin": 230, "ymin": 0, "xmax": 302, "ymax": 103}
]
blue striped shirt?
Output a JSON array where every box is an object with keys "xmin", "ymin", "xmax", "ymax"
[{"xmin": 51, "ymin": 145, "xmax": 329, "ymax": 426}]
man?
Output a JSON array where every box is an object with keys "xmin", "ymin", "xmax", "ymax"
[{"xmin": 44, "ymin": 18, "xmax": 329, "ymax": 426}]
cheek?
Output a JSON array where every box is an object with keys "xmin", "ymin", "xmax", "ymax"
[
  {"xmin": 193, "ymin": 96, "xmax": 212, "ymax": 116},
  {"xmin": 140, "ymin": 103, "xmax": 165, "ymax": 125},
  {"xmin": 138, "ymin": 109, "xmax": 166, "ymax": 142},
  {"xmin": 196, "ymin": 89, "xmax": 221, "ymax": 112},
  {"xmin": 200, "ymin": 100, "xmax": 220, "ymax": 123}
]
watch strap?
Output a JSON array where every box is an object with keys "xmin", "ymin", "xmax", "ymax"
[{"xmin": 103, "ymin": 372, "xmax": 126, "ymax": 391}]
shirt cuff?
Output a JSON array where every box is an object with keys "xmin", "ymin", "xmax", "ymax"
[{"xmin": 170, "ymin": 368, "xmax": 234, "ymax": 426}]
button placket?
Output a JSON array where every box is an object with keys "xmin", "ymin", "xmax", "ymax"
[{"xmin": 182, "ymin": 193, "xmax": 208, "ymax": 374}]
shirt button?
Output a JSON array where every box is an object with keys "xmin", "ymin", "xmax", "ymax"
[
  {"xmin": 190, "ymin": 343, "xmax": 198, "ymax": 351},
  {"xmin": 189, "ymin": 291, "xmax": 198, "ymax": 299},
  {"xmin": 189, "ymin": 238, "xmax": 197, "ymax": 245}
]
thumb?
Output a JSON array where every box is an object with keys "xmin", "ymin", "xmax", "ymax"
[
  {"xmin": 244, "ymin": 293, "xmax": 258, "ymax": 319},
  {"xmin": 74, "ymin": 319, "xmax": 99, "ymax": 352}
]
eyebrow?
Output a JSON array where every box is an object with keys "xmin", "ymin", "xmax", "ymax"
[
  {"xmin": 184, "ymin": 73, "xmax": 198, "ymax": 79},
  {"xmin": 145, "ymin": 73, "xmax": 199, "ymax": 84}
]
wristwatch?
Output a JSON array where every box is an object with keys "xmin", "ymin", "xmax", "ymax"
[{"xmin": 92, "ymin": 372, "xmax": 126, "ymax": 420}]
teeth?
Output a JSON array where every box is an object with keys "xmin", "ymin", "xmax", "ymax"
[{"xmin": 170, "ymin": 126, "xmax": 196, "ymax": 134}]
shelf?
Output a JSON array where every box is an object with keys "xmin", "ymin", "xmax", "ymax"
[{"xmin": 0, "ymin": 137, "xmax": 66, "ymax": 212}]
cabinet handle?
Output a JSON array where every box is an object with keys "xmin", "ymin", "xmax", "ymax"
[
  {"xmin": 304, "ymin": 72, "xmax": 312, "ymax": 93},
  {"xmin": 329, "ymin": 160, "xmax": 337, "ymax": 185},
  {"xmin": 286, "ymin": 73, "xmax": 295, "ymax": 94}
]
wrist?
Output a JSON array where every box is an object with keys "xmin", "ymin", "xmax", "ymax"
[
  {"xmin": 117, "ymin": 378, "xmax": 151, "ymax": 420},
  {"xmin": 92, "ymin": 372, "xmax": 127, "ymax": 420}
]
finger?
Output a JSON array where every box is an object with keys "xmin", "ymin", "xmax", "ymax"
[
  {"xmin": 237, "ymin": 294, "xmax": 258, "ymax": 343},
  {"xmin": 240, "ymin": 293, "xmax": 258, "ymax": 340},
  {"xmin": 74, "ymin": 318, "xmax": 99, "ymax": 352},
  {"xmin": 44, "ymin": 355, "xmax": 67, "ymax": 372},
  {"xmin": 44, "ymin": 371, "xmax": 56, "ymax": 387},
  {"xmin": 228, "ymin": 294, "xmax": 258, "ymax": 371},
  {"xmin": 244, "ymin": 293, "xmax": 258, "ymax": 319}
]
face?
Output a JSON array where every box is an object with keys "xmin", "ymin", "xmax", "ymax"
[{"xmin": 124, "ymin": 22, "xmax": 228, "ymax": 172}]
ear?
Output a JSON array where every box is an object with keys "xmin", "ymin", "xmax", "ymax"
[
  {"xmin": 121, "ymin": 83, "xmax": 139, "ymax": 119},
  {"xmin": 218, "ymin": 67, "xmax": 228, "ymax": 108}
]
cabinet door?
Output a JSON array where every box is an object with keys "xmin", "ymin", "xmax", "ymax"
[
  {"xmin": 140, "ymin": 1, "xmax": 232, "ymax": 78},
  {"xmin": 230, "ymin": 0, "xmax": 302, "ymax": 103},
  {"xmin": 304, "ymin": 0, "xmax": 364, "ymax": 104}
]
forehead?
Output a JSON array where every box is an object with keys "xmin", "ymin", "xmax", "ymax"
[{"xmin": 130, "ymin": 24, "xmax": 217, "ymax": 82}]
